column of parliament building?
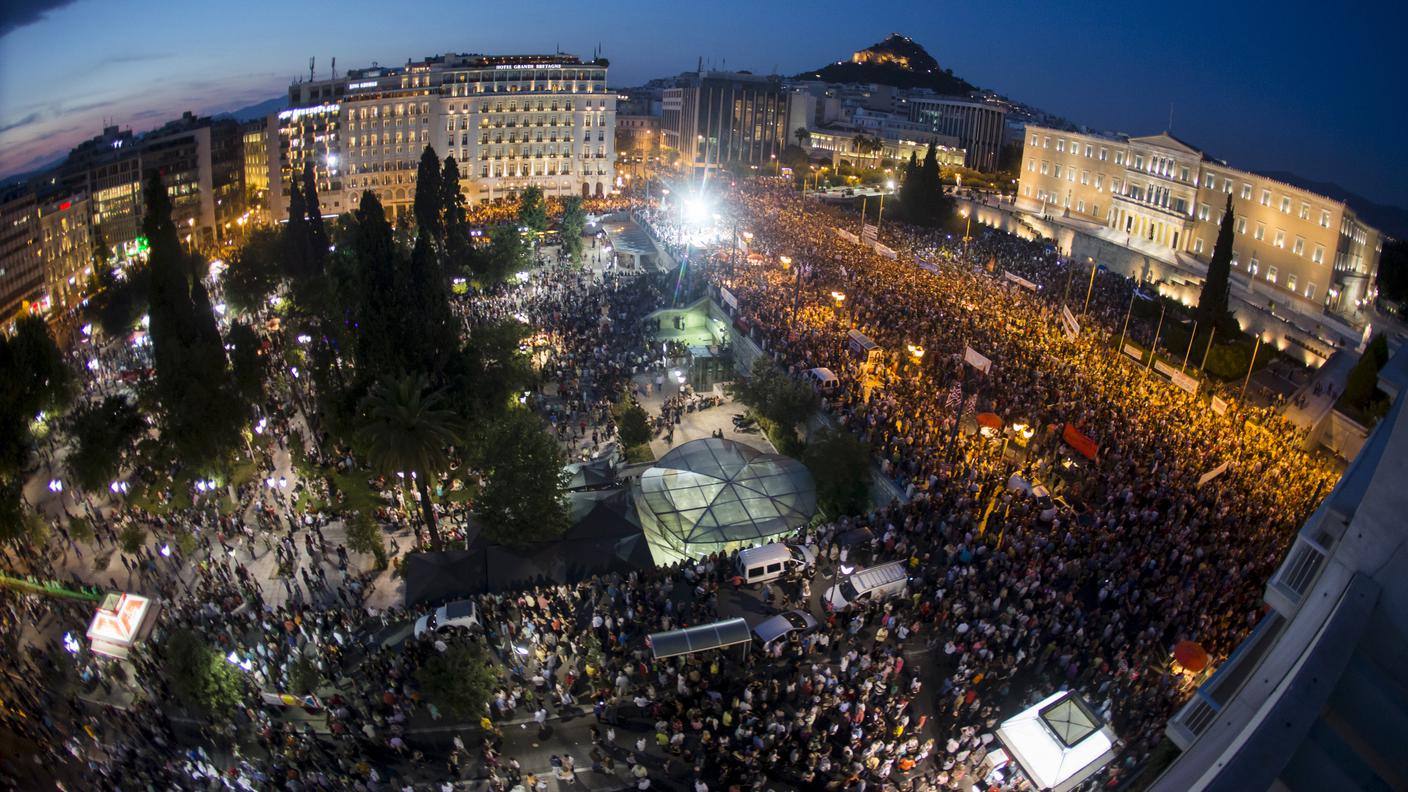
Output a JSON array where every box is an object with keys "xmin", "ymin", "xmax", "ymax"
[
  {"xmin": 1015, "ymin": 126, "xmax": 1383, "ymax": 322},
  {"xmin": 276, "ymin": 53, "xmax": 616, "ymax": 223}
]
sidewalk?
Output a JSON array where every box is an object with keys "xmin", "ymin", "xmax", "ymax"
[{"xmin": 1281, "ymin": 349, "xmax": 1356, "ymax": 432}]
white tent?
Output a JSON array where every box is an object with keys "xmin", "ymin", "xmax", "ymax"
[{"xmin": 995, "ymin": 690, "xmax": 1117, "ymax": 792}]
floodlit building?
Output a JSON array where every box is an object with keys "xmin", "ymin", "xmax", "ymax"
[
  {"xmin": 276, "ymin": 52, "xmax": 617, "ymax": 221},
  {"xmin": 662, "ymin": 72, "xmax": 788, "ymax": 176},
  {"xmin": 1149, "ymin": 349, "xmax": 1408, "ymax": 791},
  {"xmin": 36, "ymin": 193, "xmax": 93, "ymax": 317},
  {"xmin": 0, "ymin": 187, "xmax": 42, "ymax": 323},
  {"xmin": 1016, "ymin": 125, "xmax": 1384, "ymax": 322},
  {"xmin": 905, "ymin": 96, "xmax": 1007, "ymax": 171},
  {"xmin": 632, "ymin": 437, "xmax": 816, "ymax": 565}
]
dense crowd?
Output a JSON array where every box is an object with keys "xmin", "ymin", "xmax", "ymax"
[{"xmin": 0, "ymin": 182, "xmax": 1344, "ymax": 792}]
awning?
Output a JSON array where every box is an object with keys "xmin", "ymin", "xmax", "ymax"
[{"xmin": 647, "ymin": 618, "xmax": 752, "ymax": 659}]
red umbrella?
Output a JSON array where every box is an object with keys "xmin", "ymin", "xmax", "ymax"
[
  {"xmin": 1173, "ymin": 640, "xmax": 1210, "ymax": 673},
  {"xmin": 975, "ymin": 412, "xmax": 1002, "ymax": 431}
]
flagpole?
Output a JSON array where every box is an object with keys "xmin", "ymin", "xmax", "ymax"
[
  {"xmin": 859, "ymin": 195, "xmax": 867, "ymax": 238},
  {"xmin": 1117, "ymin": 289, "xmax": 1135, "ymax": 356},
  {"xmin": 1148, "ymin": 303, "xmax": 1166, "ymax": 372},
  {"xmin": 1199, "ymin": 325, "xmax": 1217, "ymax": 372},
  {"xmin": 1182, "ymin": 320, "xmax": 1198, "ymax": 371},
  {"xmin": 1240, "ymin": 335, "xmax": 1262, "ymax": 399}
]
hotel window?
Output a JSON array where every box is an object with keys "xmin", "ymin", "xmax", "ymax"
[
  {"xmin": 1254, "ymin": 223, "xmax": 1264, "ymax": 240},
  {"xmin": 1194, "ymin": 238, "xmax": 1204, "ymax": 254},
  {"xmin": 1320, "ymin": 209, "xmax": 1330, "ymax": 228},
  {"xmin": 1237, "ymin": 217, "xmax": 1247, "ymax": 235},
  {"xmin": 1274, "ymin": 229, "xmax": 1285, "ymax": 248},
  {"xmin": 1266, "ymin": 266, "xmax": 1276, "ymax": 282},
  {"xmin": 1293, "ymin": 237, "xmax": 1305, "ymax": 255},
  {"xmin": 1094, "ymin": 174, "xmax": 1104, "ymax": 190},
  {"xmin": 1305, "ymin": 283, "xmax": 1316, "ymax": 300},
  {"xmin": 1287, "ymin": 273, "xmax": 1297, "ymax": 291},
  {"xmin": 1312, "ymin": 245, "xmax": 1324, "ymax": 264},
  {"xmin": 1242, "ymin": 183, "xmax": 1252, "ymax": 199},
  {"xmin": 1280, "ymin": 196, "xmax": 1291, "ymax": 213},
  {"xmin": 1099, "ymin": 147, "xmax": 1107, "ymax": 161},
  {"xmin": 1300, "ymin": 203, "xmax": 1310, "ymax": 220}
]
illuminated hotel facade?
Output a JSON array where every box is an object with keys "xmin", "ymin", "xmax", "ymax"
[
  {"xmin": 1016, "ymin": 126, "xmax": 1383, "ymax": 321},
  {"xmin": 275, "ymin": 53, "xmax": 616, "ymax": 222}
]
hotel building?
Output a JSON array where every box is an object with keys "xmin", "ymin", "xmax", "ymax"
[
  {"xmin": 0, "ymin": 188, "xmax": 42, "ymax": 323},
  {"xmin": 1016, "ymin": 126, "xmax": 1383, "ymax": 321},
  {"xmin": 275, "ymin": 53, "xmax": 616, "ymax": 222}
]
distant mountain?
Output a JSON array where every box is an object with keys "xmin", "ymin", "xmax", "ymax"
[
  {"xmin": 215, "ymin": 96, "xmax": 286, "ymax": 123},
  {"xmin": 793, "ymin": 33, "xmax": 975, "ymax": 96},
  {"xmin": 0, "ymin": 154, "xmax": 66, "ymax": 189},
  {"xmin": 1259, "ymin": 170, "xmax": 1408, "ymax": 240}
]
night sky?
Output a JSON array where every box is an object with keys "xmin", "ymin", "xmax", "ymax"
[{"xmin": 1, "ymin": 0, "xmax": 1403, "ymax": 207}]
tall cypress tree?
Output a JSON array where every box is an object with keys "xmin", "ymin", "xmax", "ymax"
[
  {"xmin": 353, "ymin": 191, "xmax": 400, "ymax": 378},
  {"xmin": 285, "ymin": 174, "xmax": 310, "ymax": 280},
  {"xmin": 1197, "ymin": 193, "xmax": 1236, "ymax": 333},
  {"xmin": 898, "ymin": 151, "xmax": 920, "ymax": 221},
  {"xmin": 413, "ymin": 145, "xmax": 444, "ymax": 244},
  {"xmin": 302, "ymin": 162, "xmax": 328, "ymax": 272},
  {"xmin": 441, "ymin": 156, "xmax": 469, "ymax": 270}
]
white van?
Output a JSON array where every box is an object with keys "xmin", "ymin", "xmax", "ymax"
[
  {"xmin": 807, "ymin": 367, "xmax": 839, "ymax": 394},
  {"xmin": 736, "ymin": 543, "xmax": 817, "ymax": 586},
  {"xmin": 823, "ymin": 561, "xmax": 908, "ymax": 610}
]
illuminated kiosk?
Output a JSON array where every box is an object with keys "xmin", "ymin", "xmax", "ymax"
[
  {"xmin": 86, "ymin": 592, "xmax": 161, "ymax": 659},
  {"xmin": 633, "ymin": 438, "xmax": 816, "ymax": 565},
  {"xmin": 993, "ymin": 690, "xmax": 1117, "ymax": 792}
]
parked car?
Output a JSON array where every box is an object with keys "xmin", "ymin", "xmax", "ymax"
[
  {"xmin": 413, "ymin": 599, "xmax": 481, "ymax": 638},
  {"xmin": 752, "ymin": 610, "xmax": 819, "ymax": 649},
  {"xmin": 823, "ymin": 561, "xmax": 908, "ymax": 611},
  {"xmin": 736, "ymin": 543, "xmax": 817, "ymax": 587}
]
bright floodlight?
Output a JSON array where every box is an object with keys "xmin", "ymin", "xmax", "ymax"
[{"xmin": 684, "ymin": 195, "xmax": 710, "ymax": 226}]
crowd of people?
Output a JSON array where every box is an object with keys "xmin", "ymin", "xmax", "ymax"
[{"xmin": 0, "ymin": 179, "xmax": 1346, "ymax": 792}]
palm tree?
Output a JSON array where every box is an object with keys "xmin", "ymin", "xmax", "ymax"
[
  {"xmin": 356, "ymin": 374, "xmax": 462, "ymax": 551},
  {"xmin": 794, "ymin": 127, "xmax": 811, "ymax": 148}
]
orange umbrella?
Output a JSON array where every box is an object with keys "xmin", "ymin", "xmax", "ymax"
[
  {"xmin": 1173, "ymin": 640, "xmax": 1210, "ymax": 673},
  {"xmin": 975, "ymin": 412, "xmax": 1002, "ymax": 431}
]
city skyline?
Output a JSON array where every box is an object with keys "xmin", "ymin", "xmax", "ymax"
[{"xmin": 0, "ymin": 0, "xmax": 1403, "ymax": 209}]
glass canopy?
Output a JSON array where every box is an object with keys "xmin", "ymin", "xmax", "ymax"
[{"xmin": 634, "ymin": 438, "xmax": 817, "ymax": 564}]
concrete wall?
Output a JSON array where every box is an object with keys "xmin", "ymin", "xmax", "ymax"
[{"xmin": 1321, "ymin": 409, "xmax": 1370, "ymax": 461}]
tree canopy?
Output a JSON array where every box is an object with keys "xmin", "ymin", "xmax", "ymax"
[
  {"xmin": 1196, "ymin": 194, "xmax": 1236, "ymax": 333},
  {"xmin": 472, "ymin": 407, "xmax": 568, "ymax": 547}
]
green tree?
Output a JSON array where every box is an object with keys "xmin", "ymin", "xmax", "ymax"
[
  {"xmin": 226, "ymin": 322, "xmax": 266, "ymax": 408},
  {"xmin": 346, "ymin": 511, "xmax": 387, "ymax": 569},
  {"xmin": 1339, "ymin": 334, "xmax": 1390, "ymax": 420},
  {"xmin": 794, "ymin": 127, "xmax": 811, "ymax": 148},
  {"xmin": 223, "ymin": 226, "xmax": 282, "ymax": 315},
  {"xmin": 86, "ymin": 260, "xmax": 150, "ymax": 337},
  {"xmin": 350, "ymin": 191, "xmax": 400, "ymax": 377},
  {"xmin": 414, "ymin": 640, "xmax": 498, "ymax": 718},
  {"xmin": 517, "ymin": 186, "xmax": 547, "ymax": 235},
  {"xmin": 559, "ymin": 196, "xmax": 587, "ymax": 264},
  {"xmin": 414, "ymin": 145, "xmax": 445, "ymax": 245},
  {"xmin": 898, "ymin": 152, "xmax": 920, "ymax": 217},
  {"xmin": 163, "ymin": 629, "xmax": 246, "ymax": 719},
  {"xmin": 1375, "ymin": 239, "xmax": 1408, "ymax": 308},
  {"xmin": 481, "ymin": 224, "xmax": 528, "ymax": 285},
  {"xmin": 356, "ymin": 374, "xmax": 462, "ymax": 551},
  {"xmin": 284, "ymin": 173, "xmax": 311, "ymax": 280},
  {"xmin": 441, "ymin": 156, "xmax": 476, "ymax": 274},
  {"xmin": 1196, "ymin": 194, "xmax": 1236, "ymax": 333},
  {"xmin": 729, "ymin": 358, "xmax": 819, "ymax": 454},
  {"xmin": 144, "ymin": 171, "xmax": 246, "ymax": 473},
  {"xmin": 65, "ymin": 395, "xmax": 146, "ymax": 493},
  {"xmin": 614, "ymin": 399, "xmax": 652, "ymax": 449},
  {"xmin": 803, "ymin": 428, "xmax": 871, "ymax": 516},
  {"xmin": 0, "ymin": 314, "xmax": 74, "ymax": 532},
  {"xmin": 302, "ymin": 162, "xmax": 329, "ymax": 274},
  {"xmin": 287, "ymin": 652, "xmax": 322, "ymax": 696},
  {"xmin": 472, "ymin": 407, "xmax": 567, "ymax": 547},
  {"xmin": 450, "ymin": 320, "xmax": 534, "ymax": 423}
]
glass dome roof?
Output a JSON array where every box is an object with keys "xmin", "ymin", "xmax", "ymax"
[{"xmin": 634, "ymin": 438, "xmax": 817, "ymax": 564}]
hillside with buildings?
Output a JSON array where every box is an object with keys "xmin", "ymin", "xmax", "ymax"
[{"xmin": 794, "ymin": 33, "xmax": 975, "ymax": 95}]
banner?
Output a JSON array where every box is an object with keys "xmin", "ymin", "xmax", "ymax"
[
  {"xmin": 1170, "ymin": 370, "xmax": 1199, "ymax": 395},
  {"xmin": 1060, "ymin": 305, "xmax": 1080, "ymax": 340},
  {"xmin": 1003, "ymin": 271, "xmax": 1038, "ymax": 291},
  {"xmin": 1197, "ymin": 461, "xmax": 1229, "ymax": 487},
  {"xmin": 834, "ymin": 227, "xmax": 859, "ymax": 244},
  {"xmin": 862, "ymin": 224, "xmax": 878, "ymax": 240},
  {"xmin": 873, "ymin": 243, "xmax": 897, "ymax": 260},
  {"xmin": 963, "ymin": 345, "xmax": 992, "ymax": 374},
  {"xmin": 1153, "ymin": 360, "xmax": 1179, "ymax": 379},
  {"xmin": 1123, "ymin": 343, "xmax": 1144, "ymax": 362},
  {"xmin": 720, "ymin": 286, "xmax": 738, "ymax": 311},
  {"xmin": 917, "ymin": 259, "xmax": 939, "ymax": 274},
  {"xmin": 1062, "ymin": 423, "xmax": 1099, "ymax": 461},
  {"xmin": 1211, "ymin": 396, "xmax": 1228, "ymax": 416}
]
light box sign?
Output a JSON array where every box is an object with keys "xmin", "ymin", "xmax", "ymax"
[{"xmin": 87, "ymin": 592, "xmax": 160, "ymax": 658}]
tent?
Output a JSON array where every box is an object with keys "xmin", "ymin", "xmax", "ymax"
[
  {"xmin": 1062, "ymin": 423, "xmax": 1099, "ymax": 461},
  {"xmin": 996, "ymin": 691, "xmax": 1117, "ymax": 792},
  {"xmin": 647, "ymin": 618, "xmax": 752, "ymax": 660}
]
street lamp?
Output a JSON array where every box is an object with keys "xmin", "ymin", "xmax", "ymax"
[{"xmin": 961, "ymin": 208, "xmax": 972, "ymax": 250}]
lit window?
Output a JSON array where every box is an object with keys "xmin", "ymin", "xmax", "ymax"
[
  {"xmin": 1094, "ymin": 174, "xmax": 1104, "ymax": 190},
  {"xmin": 1287, "ymin": 273, "xmax": 1297, "ymax": 291},
  {"xmin": 1260, "ymin": 189, "xmax": 1271, "ymax": 206},
  {"xmin": 1099, "ymin": 147, "xmax": 1107, "ymax": 161},
  {"xmin": 1254, "ymin": 223, "xmax": 1264, "ymax": 240},
  {"xmin": 1242, "ymin": 183, "xmax": 1252, "ymax": 200},
  {"xmin": 1305, "ymin": 283, "xmax": 1316, "ymax": 300},
  {"xmin": 1300, "ymin": 203, "xmax": 1310, "ymax": 220},
  {"xmin": 1237, "ymin": 218, "xmax": 1247, "ymax": 234},
  {"xmin": 1320, "ymin": 210, "xmax": 1330, "ymax": 228},
  {"xmin": 1198, "ymin": 203, "xmax": 1209, "ymax": 221},
  {"xmin": 1293, "ymin": 237, "xmax": 1304, "ymax": 255},
  {"xmin": 1280, "ymin": 196, "xmax": 1291, "ymax": 213},
  {"xmin": 1312, "ymin": 245, "xmax": 1324, "ymax": 264},
  {"xmin": 1085, "ymin": 144, "xmax": 1093, "ymax": 158},
  {"xmin": 1205, "ymin": 173, "xmax": 1216, "ymax": 190},
  {"xmin": 1266, "ymin": 266, "xmax": 1277, "ymax": 283},
  {"xmin": 1194, "ymin": 238, "xmax": 1204, "ymax": 254},
  {"xmin": 1274, "ymin": 229, "xmax": 1285, "ymax": 248}
]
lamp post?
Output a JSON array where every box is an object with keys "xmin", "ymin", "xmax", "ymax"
[
  {"xmin": 831, "ymin": 290, "xmax": 847, "ymax": 327},
  {"xmin": 961, "ymin": 208, "xmax": 972, "ymax": 251},
  {"xmin": 1241, "ymin": 334, "xmax": 1263, "ymax": 399},
  {"xmin": 1082, "ymin": 256, "xmax": 1097, "ymax": 315},
  {"xmin": 906, "ymin": 343, "xmax": 925, "ymax": 378}
]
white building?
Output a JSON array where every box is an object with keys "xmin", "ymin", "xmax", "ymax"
[{"xmin": 276, "ymin": 53, "xmax": 615, "ymax": 222}]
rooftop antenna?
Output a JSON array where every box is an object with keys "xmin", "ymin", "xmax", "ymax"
[
  {"xmin": 309, "ymin": 56, "xmax": 315, "ymax": 82},
  {"xmin": 331, "ymin": 57, "xmax": 336, "ymax": 79},
  {"xmin": 1168, "ymin": 101, "xmax": 1174, "ymax": 132}
]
